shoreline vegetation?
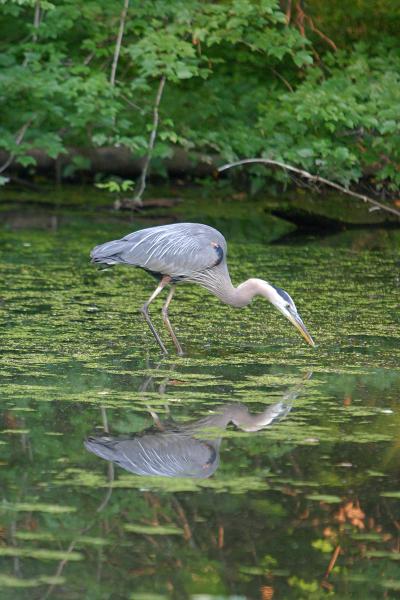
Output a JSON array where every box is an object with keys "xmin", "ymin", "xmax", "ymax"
[{"xmin": 0, "ymin": 0, "xmax": 399, "ymax": 221}]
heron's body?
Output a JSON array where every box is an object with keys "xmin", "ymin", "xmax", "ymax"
[
  {"xmin": 85, "ymin": 401, "xmax": 290, "ymax": 479},
  {"xmin": 85, "ymin": 428, "xmax": 220, "ymax": 479},
  {"xmin": 91, "ymin": 223, "xmax": 244, "ymax": 306},
  {"xmin": 91, "ymin": 222, "xmax": 315, "ymax": 353},
  {"xmin": 91, "ymin": 223, "xmax": 225, "ymax": 281}
]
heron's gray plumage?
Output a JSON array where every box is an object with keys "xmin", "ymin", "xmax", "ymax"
[
  {"xmin": 90, "ymin": 221, "xmax": 315, "ymax": 353},
  {"xmin": 84, "ymin": 402, "xmax": 291, "ymax": 479},
  {"xmin": 84, "ymin": 431, "xmax": 219, "ymax": 478},
  {"xmin": 91, "ymin": 222, "xmax": 227, "ymax": 280}
]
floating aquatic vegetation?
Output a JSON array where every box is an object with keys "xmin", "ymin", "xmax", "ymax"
[
  {"xmin": 0, "ymin": 502, "xmax": 76, "ymax": 514},
  {"xmin": 124, "ymin": 524, "xmax": 183, "ymax": 536},
  {"xmin": 0, "ymin": 574, "xmax": 65, "ymax": 589},
  {"xmin": 1, "ymin": 202, "xmax": 400, "ymax": 599},
  {"xmin": 0, "ymin": 547, "xmax": 82, "ymax": 561}
]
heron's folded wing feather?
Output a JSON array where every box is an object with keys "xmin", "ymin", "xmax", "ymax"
[
  {"xmin": 85, "ymin": 434, "xmax": 218, "ymax": 478},
  {"xmin": 93, "ymin": 223, "xmax": 227, "ymax": 276}
]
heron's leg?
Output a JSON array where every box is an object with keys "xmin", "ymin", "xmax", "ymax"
[
  {"xmin": 161, "ymin": 285, "xmax": 184, "ymax": 356},
  {"xmin": 140, "ymin": 277, "xmax": 170, "ymax": 354}
]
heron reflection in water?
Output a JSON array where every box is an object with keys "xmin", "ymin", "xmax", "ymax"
[
  {"xmin": 85, "ymin": 375, "xmax": 307, "ymax": 479},
  {"xmin": 90, "ymin": 222, "xmax": 315, "ymax": 354}
]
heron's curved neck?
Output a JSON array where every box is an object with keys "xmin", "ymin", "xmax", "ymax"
[
  {"xmin": 190, "ymin": 403, "xmax": 287, "ymax": 433},
  {"xmin": 219, "ymin": 278, "xmax": 277, "ymax": 308}
]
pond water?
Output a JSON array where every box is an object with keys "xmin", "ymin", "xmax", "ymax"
[{"xmin": 0, "ymin": 195, "xmax": 400, "ymax": 599}]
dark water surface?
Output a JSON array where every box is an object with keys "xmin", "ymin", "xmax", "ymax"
[{"xmin": 1, "ymin": 200, "xmax": 400, "ymax": 599}]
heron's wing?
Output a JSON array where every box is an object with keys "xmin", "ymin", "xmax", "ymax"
[
  {"xmin": 90, "ymin": 222, "xmax": 227, "ymax": 277},
  {"xmin": 85, "ymin": 433, "xmax": 219, "ymax": 479}
]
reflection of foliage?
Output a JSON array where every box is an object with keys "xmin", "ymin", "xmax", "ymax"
[
  {"xmin": 1, "ymin": 371, "xmax": 400, "ymax": 599},
  {"xmin": 0, "ymin": 215, "xmax": 400, "ymax": 598}
]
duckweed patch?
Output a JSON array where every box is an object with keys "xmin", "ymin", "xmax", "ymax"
[{"xmin": 1, "ymin": 200, "xmax": 400, "ymax": 599}]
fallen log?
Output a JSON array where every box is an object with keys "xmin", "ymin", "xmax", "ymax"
[{"xmin": 0, "ymin": 147, "xmax": 218, "ymax": 178}]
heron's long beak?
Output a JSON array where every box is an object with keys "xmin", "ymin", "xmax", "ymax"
[
  {"xmin": 279, "ymin": 307, "xmax": 315, "ymax": 347},
  {"xmin": 288, "ymin": 309, "xmax": 315, "ymax": 347}
]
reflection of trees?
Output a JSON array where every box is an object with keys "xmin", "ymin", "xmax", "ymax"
[
  {"xmin": 1, "ymin": 368, "xmax": 400, "ymax": 599},
  {"xmin": 40, "ymin": 406, "xmax": 115, "ymax": 600}
]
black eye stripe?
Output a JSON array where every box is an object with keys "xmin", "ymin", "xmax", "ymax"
[{"xmin": 273, "ymin": 286, "xmax": 293, "ymax": 305}]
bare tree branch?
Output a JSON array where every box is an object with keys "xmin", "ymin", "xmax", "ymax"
[
  {"xmin": 218, "ymin": 158, "xmax": 400, "ymax": 219},
  {"xmin": 286, "ymin": 1, "xmax": 337, "ymax": 51},
  {"xmin": 22, "ymin": 1, "xmax": 42, "ymax": 66},
  {"xmin": 9, "ymin": 520, "xmax": 21, "ymax": 578},
  {"xmin": 324, "ymin": 544, "xmax": 341, "ymax": 580},
  {"xmin": 40, "ymin": 406, "xmax": 115, "ymax": 600},
  {"xmin": 129, "ymin": 74, "xmax": 166, "ymax": 207},
  {"xmin": 110, "ymin": 0, "xmax": 130, "ymax": 87},
  {"xmin": 96, "ymin": 406, "xmax": 114, "ymax": 514},
  {"xmin": 269, "ymin": 67, "xmax": 294, "ymax": 92},
  {"xmin": 0, "ymin": 120, "xmax": 32, "ymax": 175},
  {"xmin": 40, "ymin": 538, "xmax": 80, "ymax": 600},
  {"xmin": 120, "ymin": 93, "xmax": 143, "ymax": 113},
  {"xmin": 32, "ymin": 1, "xmax": 41, "ymax": 42}
]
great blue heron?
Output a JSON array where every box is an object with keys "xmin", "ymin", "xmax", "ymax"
[
  {"xmin": 85, "ymin": 401, "xmax": 291, "ymax": 479},
  {"xmin": 90, "ymin": 222, "xmax": 315, "ymax": 354}
]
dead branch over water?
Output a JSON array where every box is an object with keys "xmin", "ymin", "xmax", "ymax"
[{"xmin": 218, "ymin": 158, "xmax": 400, "ymax": 220}]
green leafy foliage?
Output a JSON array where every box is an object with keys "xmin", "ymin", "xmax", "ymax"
[
  {"xmin": 95, "ymin": 178, "xmax": 135, "ymax": 194},
  {"xmin": 1, "ymin": 0, "xmax": 397, "ymax": 193},
  {"xmin": 256, "ymin": 40, "xmax": 400, "ymax": 188},
  {"xmin": 0, "ymin": 0, "xmax": 307, "ymax": 172}
]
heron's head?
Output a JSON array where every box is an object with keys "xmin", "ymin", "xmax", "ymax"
[
  {"xmin": 245, "ymin": 279, "xmax": 314, "ymax": 346},
  {"xmin": 268, "ymin": 285, "xmax": 315, "ymax": 347}
]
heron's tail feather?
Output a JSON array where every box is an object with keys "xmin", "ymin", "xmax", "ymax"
[
  {"xmin": 90, "ymin": 239, "xmax": 129, "ymax": 265},
  {"xmin": 84, "ymin": 436, "xmax": 120, "ymax": 461}
]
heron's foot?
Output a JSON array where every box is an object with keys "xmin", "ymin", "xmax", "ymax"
[{"xmin": 173, "ymin": 343, "xmax": 185, "ymax": 356}]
